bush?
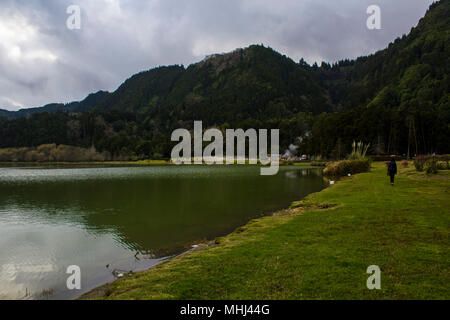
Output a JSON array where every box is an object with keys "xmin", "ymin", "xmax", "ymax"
[
  {"xmin": 425, "ymin": 156, "xmax": 438, "ymax": 174},
  {"xmin": 401, "ymin": 161, "xmax": 409, "ymax": 168},
  {"xmin": 348, "ymin": 141, "xmax": 370, "ymax": 160},
  {"xmin": 436, "ymin": 161, "xmax": 449, "ymax": 170},
  {"xmin": 414, "ymin": 155, "xmax": 447, "ymax": 173},
  {"xmin": 323, "ymin": 159, "xmax": 371, "ymax": 177},
  {"xmin": 438, "ymin": 155, "xmax": 450, "ymax": 169},
  {"xmin": 414, "ymin": 155, "xmax": 427, "ymax": 172},
  {"xmin": 0, "ymin": 144, "xmax": 112, "ymax": 162}
]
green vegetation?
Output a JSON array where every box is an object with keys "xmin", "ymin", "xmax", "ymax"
[
  {"xmin": 80, "ymin": 163, "xmax": 449, "ymax": 300},
  {"xmin": 0, "ymin": 144, "xmax": 112, "ymax": 162},
  {"xmin": 322, "ymin": 141, "xmax": 372, "ymax": 177},
  {"xmin": 437, "ymin": 161, "xmax": 450, "ymax": 170},
  {"xmin": 425, "ymin": 156, "xmax": 439, "ymax": 174},
  {"xmin": 414, "ymin": 155, "xmax": 450, "ymax": 173},
  {"xmin": 304, "ymin": 1, "xmax": 450, "ymax": 157},
  {"xmin": 0, "ymin": 144, "xmax": 171, "ymax": 164},
  {"xmin": 323, "ymin": 159, "xmax": 371, "ymax": 177},
  {"xmin": 348, "ymin": 141, "xmax": 370, "ymax": 160},
  {"xmin": 1, "ymin": 2, "xmax": 449, "ymax": 159}
]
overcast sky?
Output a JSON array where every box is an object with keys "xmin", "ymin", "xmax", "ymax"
[{"xmin": 0, "ymin": 0, "xmax": 435, "ymax": 111}]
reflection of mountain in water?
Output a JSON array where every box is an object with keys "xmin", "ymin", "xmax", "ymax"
[{"xmin": 0, "ymin": 166, "xmax": 326, "ymax": 257}]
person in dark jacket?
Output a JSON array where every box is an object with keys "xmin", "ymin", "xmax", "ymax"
[{"xmin": 387, "ymin": 157, "xmax": 398, "ymax": 185}]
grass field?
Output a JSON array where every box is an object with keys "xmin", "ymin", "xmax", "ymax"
[{"xmin": 81, "ymin": 162, "xmax": 449, "ymax": 300}]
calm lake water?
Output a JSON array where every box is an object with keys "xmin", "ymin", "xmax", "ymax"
[{"xmin": 0, "ymin": 165, "xmax": 326, "ymax": 300}]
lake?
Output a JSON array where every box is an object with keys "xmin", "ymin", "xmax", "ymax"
[{"xmin": 0, "ymin": 165, "xmax": 326, "ymax": 299}]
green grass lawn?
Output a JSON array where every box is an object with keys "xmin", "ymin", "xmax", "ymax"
[{"xmin": 81, "ymin": 163, "xmax": 449, "ymax": 300}]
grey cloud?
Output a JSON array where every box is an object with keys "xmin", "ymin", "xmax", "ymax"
[{"xmin": 0, "ymin": 0, "xmax": 435, "ymax": 110}]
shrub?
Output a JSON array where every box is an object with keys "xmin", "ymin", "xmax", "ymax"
[
  {"xmin": 425, "ymin": 156, "xmax": 438, "ymax": 174},
  {"xmin": 0, "ymin": 144, "xmax": 111, "ymax": 162},
  {"xmin": 437, "ymin": 161, "xmax": 449, "ymax": 170},
  {"xmin": 401, "ymin": 161, "xmax": 409, "ymax": 168},
  {"xmin": 323, "ymin": 159, "xmax": 371, "ymax": 177},
  {"xmin": 438, "ymin": 155, "xmax": 450, "ymax": 169},
  {"xmin": 414, "ymin": 155, "xmax": 427, "ymax": 172},
  {"xmin": 348, "ymin": 141, "xmax": 370, "ymax": 160}
]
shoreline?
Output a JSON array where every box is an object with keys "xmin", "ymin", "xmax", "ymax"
[
  {"xmin": 77, "ymin": 168, "xmax": 328, "ymax": 300},
  {"xmin": 77, "ymin": 243, "xmax": 210, "ymax": 300},
  {"xmin": 77, "ymin": 206, "xmax": 322, "ymax": 300},
  {"xmin": 79, "ymin": 163, "xmax": 449, "ymax": 300},
  {"xmin": 0, "ymin": 164, "xmax": 322, "ymax": 300}
]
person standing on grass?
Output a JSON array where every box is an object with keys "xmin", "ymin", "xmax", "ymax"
[{"xmin": 387, "ymin": 157, "xmax": 398, "ymax": 186}]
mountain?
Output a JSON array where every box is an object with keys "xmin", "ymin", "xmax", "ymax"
[
  {"xmin": 0, "ymin": 1, "xmax": 449, "ymax": 159},
  {"xmin": 318, "ymin": 0, "xmax": 449, "ymax": 112},
  {"xmin": 109, "ymin": 46, "xmax": 331, "ymax": 119},
  {"xmin": 305, "ymin": 0, "xmax": 449, "ymax": 157},
  {"xmin": 0, "ymin": 45, "xmax": 331, "ymax": 120},
  {"xmin": 0, "ymin": 91, "xmax": 111, "ymax": 119}
]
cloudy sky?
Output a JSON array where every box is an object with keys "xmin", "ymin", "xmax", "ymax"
[{"xmin": 0, "ymin": 0, "xmax": 435, "ymax": 111}]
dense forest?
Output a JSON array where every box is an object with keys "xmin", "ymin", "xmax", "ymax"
[{"xmin": 0, "ymin": 1, "xmax": 449, "ymax": 160}]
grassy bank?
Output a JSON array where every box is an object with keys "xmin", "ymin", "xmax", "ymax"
[{"xmin": 81, "ymin": 163, "xmax": 449, "ymax": 300}]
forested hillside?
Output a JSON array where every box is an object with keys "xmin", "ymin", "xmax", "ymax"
[
  {"xmin": 0, "ymin": 1, "xmax": 448, "ymax": 160},
  {"xmin": 304, "ymin": 0, "xmax": 449, "ymax": 157}
]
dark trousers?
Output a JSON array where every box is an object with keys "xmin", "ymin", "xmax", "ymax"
[{"xmin": 390, "ymin": 174, "xmax": 395, "ymax": 184}]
